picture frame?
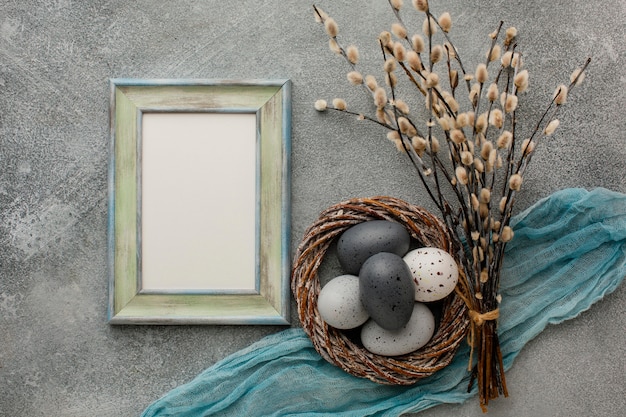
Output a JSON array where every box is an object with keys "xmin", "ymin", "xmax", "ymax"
[{"xmin": 107, "ymin": 79, "xmax": 291, "ymax": 325}]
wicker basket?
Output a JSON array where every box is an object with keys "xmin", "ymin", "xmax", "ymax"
[{"xmin": 291, "ymin": 196, "xmax": 470, "ymax": 385}]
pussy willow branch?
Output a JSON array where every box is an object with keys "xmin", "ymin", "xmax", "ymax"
[
  {"xmin": 313, "ymin": 5, "xmax": 374, "ymax": 100},
  {"xmin": 381, "ymin": 44, "xmax": 467, "ymax": 242},
  {"xmin": 313, "ymin": 1, "xmax": 589, "ymax": 305},
  {"xmin": 313, "ymin": 4, "xmax": 450, "ymax": 216},
  {"xmin": 500, "ymin": 49, "xmax": 519, "ymax": 202},
  {"xmin": 384, "ymin": 7, "xmax": 500, "ymax": 283},
  {"xmin": 516, "ymin": 57, "xmax": 590, "ymax": 177},
  {"xmin": 471, "ymin": 23, "xmax": 506, "ymax": 287},
  {"xmin": 419, "ymin": 6, "xmax": 471, "ymax": 92},
  {"xmin": 472, "ymin": 21, "xmax": 504, "ymax": 119},
  {"xmin": 377, "ymin": 14, "xmax": 475, "ymax": 274},
  {"xmin": 491, "ymin": 57, "xmax": 592, "ymax": 283},
  {"xmin": 491, "ymin": 44, "xmax": 518, "ymax": 202},
  {"xmin": 379, "ymin": 43, "xmax": 449, "ymax": 213}
]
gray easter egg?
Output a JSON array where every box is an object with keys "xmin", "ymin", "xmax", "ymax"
[
  {"xmin": 359, "ymin": 252, "xmax": 415, "ymax": 330},
  {"xmin": 337, "ymin": 220, "xmax": 411, "ymax": 275}
]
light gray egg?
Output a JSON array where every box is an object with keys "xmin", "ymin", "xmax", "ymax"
[
  {"xmin": 317, "ymin": 274, "xmax": 370, "ymax": 329},
  {"xmin": 361, "ymin": 302, "xmax": 435, "ymax": 356}
]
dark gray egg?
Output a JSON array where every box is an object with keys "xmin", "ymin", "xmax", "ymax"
[
  {"xmin": 336, "ymin": 220, "xmax": 411, "ymax": 275},
  {"xmin": 359, "ymin": 252, "xmax": 415, "ymax": 330}
]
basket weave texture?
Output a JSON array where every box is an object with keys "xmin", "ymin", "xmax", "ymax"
[{"xmin": 291, "ymin": 196, "xmax": 470, "ymax": 385}]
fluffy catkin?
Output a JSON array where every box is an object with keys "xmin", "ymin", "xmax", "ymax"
[
  {"xmin": 347, "ymin": 71, "xmax": 363, "ymax": 85},
  {"xmin": 346, "ymin": 45, "xmax": 359, "ymax": 64},
  {"xmin": 324, "ymin": 18, "xmax": 338, "ymax": 37},
  {"xmin": 413, "ymin": 0, "xmax": 428, "ymax": 12},
  {"xmin": 439, "ymin": 12, "xmax": 452, "ymax": 32}
]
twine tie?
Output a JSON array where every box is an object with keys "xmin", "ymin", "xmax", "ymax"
[{"xmin": 467, "ymin": 308, "xmax": 500, "ymax": 371}]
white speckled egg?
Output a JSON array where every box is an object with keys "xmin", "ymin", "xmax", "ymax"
[
  {"xmin": 318, "ymin": 274, "xmax": 369, "ymax": 329},
  {"xmin": 403, "ymin": 247, "xmax": 459, "ymax": 302},
  {"xmin": 360, "ymin": 303, "xmax": 435, "ymax": 356}
]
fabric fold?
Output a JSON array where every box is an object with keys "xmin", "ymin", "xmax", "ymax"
[{"xmin": 142, "ymin": 188, "xmax": 626, "ymax": 417}]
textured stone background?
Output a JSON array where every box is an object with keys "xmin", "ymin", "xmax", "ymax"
[{"xmin": 1, "ymin": 0, "xmax": 624, "ymax": 416}]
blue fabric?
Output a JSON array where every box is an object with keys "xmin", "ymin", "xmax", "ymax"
[{"xmin": 141, "ymin": 188, "xmax": 626, "ymax": 417}]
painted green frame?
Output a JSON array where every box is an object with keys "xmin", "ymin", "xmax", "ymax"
[{"xmin": 108, "ymin": 79, "xmax": 291, "ymax": 324}]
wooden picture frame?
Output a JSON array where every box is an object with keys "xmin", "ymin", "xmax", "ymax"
[{"xmin": 107, "ymin": 79, "xmax": 291, "ymax": 324}]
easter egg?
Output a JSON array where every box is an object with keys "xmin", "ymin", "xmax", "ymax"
[
  {"xmin": 336, "ymin": 220, "xmax": 411, "ymax": 275},
  {"xmin": 361, "ymin": 302, "xmax": 436, "ymax": 356},
  {"xmin": 359, "ymin": 252, "xmax": 415, "ymax": 330},
  {"xmin": 317, "ymin": 275, "xmax": 369, "ymax": 329},
  {"xmin": 403, "ymin": 247, "xmax": 459, "ymax": 302}
]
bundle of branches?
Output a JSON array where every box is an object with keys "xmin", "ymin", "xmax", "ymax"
[{"xmin": 312, "ymin": 0, "xmax": 589, "ymax": 411}]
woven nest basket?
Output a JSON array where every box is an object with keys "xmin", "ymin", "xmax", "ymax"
[{"xmin": 291, "ymin": 196, "xmax": 470, "ymax": 385}]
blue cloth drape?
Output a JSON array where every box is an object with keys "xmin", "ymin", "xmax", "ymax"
[{"xmin": 142, "ymin": 188, "xmax": 626, "ymax": 417}]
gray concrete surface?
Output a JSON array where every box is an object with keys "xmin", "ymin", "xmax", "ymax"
[{"xmin": 1, "ymin": 0, "xmax": 624, "ymax": 416}]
